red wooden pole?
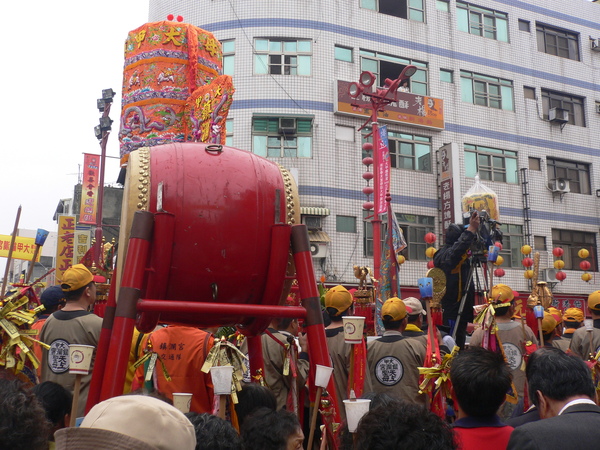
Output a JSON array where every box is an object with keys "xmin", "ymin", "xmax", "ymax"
[{"xmin": 99, "ymin": 211, "xmax": 154, "ymax": 401}]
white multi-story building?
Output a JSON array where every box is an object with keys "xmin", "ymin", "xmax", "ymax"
[{"xmin": 147, "ymin": 0, "xmax": 600, "ymax": 301}]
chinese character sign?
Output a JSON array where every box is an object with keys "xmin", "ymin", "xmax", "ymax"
[
  {"xmin": 0, "ymin": 235, "xmax": 40, "ymax": 261},
  {"xmin": 79, "ymin": 153, "xmax": 100, "ymax": 225},
  {"xmin": 56, "ymin": 216, "xmax": 76, "ymax": 282},
  {"xmin": 375, "ymin": 125, "xmax": 390, "ymax": 215},
  {"xmin": 74, "ymin": 227, "xmax": 92, "ymax": 264}
]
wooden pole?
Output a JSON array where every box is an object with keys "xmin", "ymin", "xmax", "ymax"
[
  {"xmin": 218, "ymin": 395, "xmax": 226, "ymax": 419},
  {"xmin": 307, "ymin": 386, "xmax": 322, "ymax": 450},
  {"xmin": 70, "ymin": 374, "xmax": 82, "ymax": 427},
  {"xmin": 1, "ymin": 205, "xmax": 21, "ymax": 296},
  {"xmin": 25, "ymin": 245, "xmax": 41, "ymax": 284}
]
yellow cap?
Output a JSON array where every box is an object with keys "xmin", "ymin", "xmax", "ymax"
[
  {"xmin": 381, "ymin": 297, "xmax": 408, "ymax": 321},
  {"xmin": 324, "ymin": 285, "xmax": 353, "ymax": 316}
]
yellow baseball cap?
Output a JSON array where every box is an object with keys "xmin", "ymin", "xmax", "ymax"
[
  {"xmin": 548, "ymin": 307, "xmax": 563, "ymax": 324},
  {"xmin": 61, "ymin": 264, "xmax": 105, "ymax": 292},
  {"xmin": 324, "ymin": 285, "xmax": 353, "ymax": 316},
  {"xmin": 541, "ymin": 312, "xmax": 558, "ymax": 334},
  {"xmin": 563, "ymin": 307, "xmax": 584, "ymax": 322},
  {"xmin": 588, "ymin": 291, "xmax": 600, "ymax": 312},
  {"xmin": 490, "ymin": 284, "xmax": 514, "ymax": 304},
  {"xmin": 381, "ymin": 297, "xmax": 408, "ymax": 321}
]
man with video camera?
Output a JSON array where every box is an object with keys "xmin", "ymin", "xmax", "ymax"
[{"xmin": 433, "ymin": 211, "xmax": 480, "ymax": 349}]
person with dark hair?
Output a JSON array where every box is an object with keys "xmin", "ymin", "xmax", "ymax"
[
  {"xmin": 352, "ymin": 399, "xmax": 456, "ymax": 449},
  {"xmin": 261, "ymin": 317, "xmax": 309, "ymax": 410},
  {"xmin": 31, "ymin": 381, "xmax": 72, "ymax": 444},
  {"xmin": 433, "ymin": 211, "xmax": 479, "ymax": 349},
  {"xmin": 450, "ymin": 346, "xmax": 513, "ymax": 450},
  {"xmin": 507, "ymin": 347, "xmax": 600, "ymax": 449},
  {"xmin": 39, "ymin": 264, "xmax": 104, "ymax": 417},
  {"xmin": 234, "ymin": 382, "xmax": 277, "ymax": 428},
  {"xmin": 569, "ymin": 291, "xmax": 600, "ymax": 359},
  {"xmin": 31, "ymin": 286, "xmax": 66, "ymax": 377},
  {"xmin": 241, "ymin": 407, "xmax": 304, "ymax": 450},
  {"xmin": 469, "ymin": 283, "xmax": 537, "ymax": 419},
  {"xmin": 367, "ymin": 297, "xmax": 427, "ymax": 405},
  {"xmin": 185, "ymin": 412, "xmax": 242, "ymax": 450},
  {"xmin": 0, "ymin": 377, "xmax": 50, "ymax": 450}
]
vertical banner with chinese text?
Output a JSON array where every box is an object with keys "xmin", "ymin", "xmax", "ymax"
[
  {"xmin": 79, "ymin": 153, "xmax": 100, "ymax": 225},
  {"xmin": 375, "ymin": 125, "xmax": 390, "ymax": 215},
  {"xmin": 55, "ymin": 216, "xmax": 75, "ymax": 282},
  {"xmin": 74, "ymin": 226, "xmax": 92, "ymax": 264},
  {"xmin": 439, "ymin": 143, "xmax": 462, "ymax": 241}
]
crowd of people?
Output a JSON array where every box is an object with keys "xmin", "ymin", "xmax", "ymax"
[{"xmin": 2, "ymin": 242, "xmax": 600, "ymax": 449}]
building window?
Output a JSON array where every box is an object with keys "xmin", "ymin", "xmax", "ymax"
[
  {"xmin": 225, "ymin": 119, "xmax": 233, "ymax": 147},
  {"xmin": 541, "ymin": 89, "xmax": 585, "ymax": 126},
  {"xmin": 440, "ymin": 69, "xmax": 453, "ymax": 83},
  {"xmin": 518, "ymin": 19, "xmax": 530, "ymax": 32},
  {"xmin": 457, "ymin": 2, "xmax": 508, "ymax": 42},
  {"xmin": 528, "ymin": 157, "xmax": 541, "ymax": 171},
  {"xmin": 536, "ymin": 23, "xmax": 579, "ymax": 61},
  {"xmin": 552, "ymin": 229, "xmax": 597, "ymax": 271},
  {"xmin": 464, "ymin": 144, "xmax": 518, "ymax": 183},
  {"xmin": 534, "ymin": 235, "xmax": 546, "ymax": 251},
  {"xmin": 524, "ymin": 86, "xmax": 536, "ymax": 99},
  {"xmin": 364, "ymin": 213, "xmax": 434, "ymax": 259},
  {"xmin": 362, "ymin": 130, "xmax": 431, "ymax": 172},
  {"xmin": 222, "ymin": 40, "xmax": 235, "ymax": 76},
  {"xmin": 360, "ymin": 50, "xmax": 428, "ymax": 95},
  {"xmin": 436, "ymin": 0, "xmax": 449, "ymax": 12},
  {"xmin": 546, "ymin": 158, "xmax": 591, "ymax": 194},
  {"xmin": 498, "ymin": 224, "xmax": 523, "ymax": 268},
  {"xmin": 303, "ymin": 215, "xmax": 322, "ymax": 230},
  {"xmin": 252, "ymin": 117, "xmax": 313, "ymax": 158},
  {"xmin": 360, "ymin": 0, "xmax": 426, "ymax": 22},
  {"xmin": 396, "ymin": 214, "xmax": 435, "ymax": 261},
  {"xmin": 336, "ymin": 215, "xmax": 357, "ymax": 233},
  {"xmin": 336, "ymin": 125, "xmax": 355, "ymax": 141},
  {"xmin": 461, "ymin": 71, "xmax": 514, "ymax": 111},
  {"xmin": 335, "ymin": 45, "xmax": 353, "ymax": 62},
  {"xmin": 254, "ymin": 38, "xmax": 311, "ymax": 75}
]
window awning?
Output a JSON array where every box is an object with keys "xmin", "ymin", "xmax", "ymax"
[
  {"xmin": 301, "ymin": 207, "xmax": 330, "ymax": 216},
  {"xmin": 308, "ymin": 230, "xmax": 331, "ymax": 243}
]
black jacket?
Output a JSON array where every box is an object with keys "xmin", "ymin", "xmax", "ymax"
[{"xmin": 433, "ymin": 229, "xmax": 476, "ymax": 322}]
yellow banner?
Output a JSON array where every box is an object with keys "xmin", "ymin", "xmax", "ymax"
[
  {"xmin": 55, "ymin": 216, "xmax": 76, "ymax": 283},
  {"xmin": 0, "ymin": 235, "xmax": 40, "ymax": 261}
]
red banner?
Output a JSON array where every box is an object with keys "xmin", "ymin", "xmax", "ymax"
[
  {"xmin": 375, "ymin": 125, "xmax": 390, "ymax": 215},
  {"xmin": 79, "ymin": 153, "xmax": 100, "ymax": 225}
]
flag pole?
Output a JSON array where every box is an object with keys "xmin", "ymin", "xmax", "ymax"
[{"xmin": 1, "ymin": 205, "xmax": 22, "ymax": 296}]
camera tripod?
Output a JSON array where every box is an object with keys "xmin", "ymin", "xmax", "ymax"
[{"xmin": 451, "ymin": 254, "xmax": 491, "ymax": 342}]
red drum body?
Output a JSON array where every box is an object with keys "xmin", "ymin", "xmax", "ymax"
[{"xmin": 118, "ymin": 142, "xmax": 299, "ymax": 329}]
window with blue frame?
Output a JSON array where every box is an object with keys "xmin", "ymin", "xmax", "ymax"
[
  {"xmin": 360, "ymin": 0, "xmax": 425, "ymax": 22},
  {"xmin": 252, "ymin": 117, "xmax": 313, "ymax": 158},
  {"xmin": 254, "ymin": 39, "xmax": 311, "ymax": 75},
  {"xmin": 461, "ymin": 71, "xmax": 513, "ymax": 111},
  {"xmin": 464, "ymin": 144, "xmax": 518, "ymax": 184},
  {"xmin": 457, "ymin": 2, "xmax": 508, "ymax": 42}
]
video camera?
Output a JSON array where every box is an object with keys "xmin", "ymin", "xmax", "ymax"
[{"xmin": 463, "ymin": 209, "xmax": 503, "ymax": 260}]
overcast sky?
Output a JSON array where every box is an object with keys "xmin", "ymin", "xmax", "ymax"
[{"xmin": 0, "ymin": 1, "xmax": 149, "ymax": 276}]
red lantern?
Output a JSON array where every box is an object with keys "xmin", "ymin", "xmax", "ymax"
[
  {"xmin": 362, "ymin": 157, "xmax": 373, "ymax": 166},
  {"xmin": 552, "ymin": 247, "xmax": 564, "ymax": 257},
  {"xmin": 522, "ymin": 257, "xmax": 533, "ymax": 267},
  {"xmin": 362, "ymin": 186, "xmax": 374, "ymax": 195},
  {"xmin": 363, "ymin": 202, "xmax": 374, "ymax": 210},
  {"xmin": 427, "ymin": 260, "xmax": 435, "ymax": 269},
  {"xmin": 362, "ymin": 172, "xmax": 374, "ymax": 180},
  {"xmin": 555, "ymin": 271, "xmax": 567, "ymax": 281},
  {"xmin": 494, "ymin": 268, "xmax": 505, "ymax": 277},
  {"xmin": 425, "ymin": 232, "xmax": 437, "ymax": 244},
  {"xmin": 580, "ymin": 260, "xmax": 591, "ymax": 271},
  {"xmin": 494, "ymin": 241, "xmax": 503, "ymax": 250}
]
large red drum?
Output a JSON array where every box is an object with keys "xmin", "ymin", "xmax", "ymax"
[{"xmin": 117, "ymin": 142, "xmax": 299, "ymax": 329}]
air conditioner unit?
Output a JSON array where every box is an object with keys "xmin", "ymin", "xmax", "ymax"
[
  {"xmin": 591, "ymin": 38, "xmax": 600, "ymax": 52},
  {"xmin": 541, "ymin": 268, "xmax": 559, "ymax": 283},
  {"xmin": 548, "ymin": 107, "xmax": 569, "ymax": 124},
  {"xmin": 278, "ymin": 118, "xmax": 296, "ymax": 134},
  {"xmin": 551, "ymin": 178, "xmax": 570, "ymax": 193},
  {"xmin": 310, "ymin": 242, "xmax": 329, "ymax": 259}
]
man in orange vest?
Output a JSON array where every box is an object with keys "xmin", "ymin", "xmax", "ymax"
[{"xmin": 133, "ymin": 325, "xmax": 215, "ymax": 413}]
